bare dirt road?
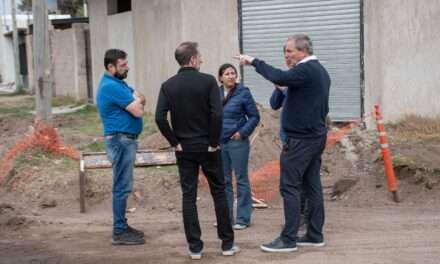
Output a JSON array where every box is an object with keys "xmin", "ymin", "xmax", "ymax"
[
  {"xmin": 1, "ymin": 96, "xmax": 440, "ymax": 263},
  {"xmin": 1, "ymin": 196, "xmax": 439, "ymax": 264}
]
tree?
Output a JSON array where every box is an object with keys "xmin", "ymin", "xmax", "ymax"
[
  {"xmin": 18, "ymin": 0, "xmax": 32, "ymax": 12},
  {"xmin": 19, "ymin": 0, "xmax": 86, "ymax": 17},
  {"xmin": 57, "ymin": 0, "xmax": 85, "ymax": 17},
  {"xmin": 33, "ymin": 0, "xmax": 52, "ymax": 121}
]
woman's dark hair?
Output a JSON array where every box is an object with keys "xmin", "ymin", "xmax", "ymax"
[{"xmin": 218, "ymin": 63, "xmax": 237, "ymax": 83}]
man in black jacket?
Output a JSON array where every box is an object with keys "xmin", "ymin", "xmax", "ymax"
[
  {"xmin": 235, "ymin": 33, "xmax": 330, "ymax": 253},
  {"xmin": 155, "ymin": 42, "xmax": 238, "ymax": 260}
]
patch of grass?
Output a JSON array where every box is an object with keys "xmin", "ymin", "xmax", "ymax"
[
  {"xmin": 0, "ymin": 89, "xmax": 29, "ymax": 97},
  {"xmin": 0, "ymin": 95, "xmax": 87, "ymax": 119},
  {"xmin": 83, "ymin": 140, "xmax": 106, "ymax": 152},
  {"xmin": 13, "ymin": 147, "xmax": 77, "ymax": 169},
  {"xmin": 58, "ymin": 106, "xmax": 157, "ymax": 154},
  {"xmin": 0, "ymin": 96, "xmax": 35, "ymax": 118},
  {"xmin": 61, "ymin": 105, "xmax": 103, "ymax": 137},
  {"xmin": 52, "ymin": 95, "xmax": 86, "ymax": 107},
  {"xmin": 388, "ymin": 114, "xmax": 440, "ymax": 142},
  {"xmin": 0, "ymin": 95, "xmax": 34, "ymax": 119},
  {"xmin": 65, "ymin": 104, "xmax": 98, "ymax": 117},
  {"xmin": 0, "ymin": 106, "xmax": 33, "ymax": 118},
  {"xmin": 140, "ymin": 112, "xmax": 158, "ymax": 138}
]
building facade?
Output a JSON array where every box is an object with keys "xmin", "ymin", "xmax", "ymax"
[{"xmin": 88, "ymin": 0, "xmax": 440, "ymax": 124}]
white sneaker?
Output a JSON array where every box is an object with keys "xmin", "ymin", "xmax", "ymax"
[
  {"xmin": 233, "ymin": 224, "xmax": 248, "ymax": 230},
  {"xmin": 188, "ymin": 250, "xmax": 202, "ymax": 260},
  {"xmin": 222, "ymin": 245, "xmax": 240, "ymax": 256}
]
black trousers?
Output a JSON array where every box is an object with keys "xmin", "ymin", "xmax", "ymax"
[
  {"xmin": 280, "ymin": 135, "xmax": 327, "ymax": 244},
  {"xmin": 175, "ymin": 150, "xmax": 234, "ymax": 252}
]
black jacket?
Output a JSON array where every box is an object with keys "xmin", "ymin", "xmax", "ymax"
[{"xmin": 155, "ymin": 67, "xmax": 223, "ymax": 152}]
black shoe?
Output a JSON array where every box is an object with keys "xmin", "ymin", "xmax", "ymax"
[
  {"xmin": 127, "ymin": 225, "xmax": 144, "ymax": 238},
  {"xmin": 260, "ymin": 237, "xmax": 297, "ymax": 253},
  {"xmin": 112, "ymin": 229, "xmax": 145, "ymax": 245},
  {"xmin": 296, "ymin": 236, "xmax": 325, "ymax": 247}
]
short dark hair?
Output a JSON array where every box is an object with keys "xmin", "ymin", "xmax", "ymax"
[
  {"xmin": 218, "ymin": 63, "xmax": 237, "ymax": 83},
  {"xmin": 175, "ymin": 42, "xmax": 198, "ymax": 66},
  {"xmin": 104, "ymin": 49, "xmax": 127, "ymax": 70}
]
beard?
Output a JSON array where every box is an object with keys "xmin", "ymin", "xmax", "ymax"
[{"xmin": 114, "ymin": 71, "xmax": 128, "ymax": 80}]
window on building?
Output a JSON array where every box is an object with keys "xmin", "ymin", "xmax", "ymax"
[{"xmin": 108, "ymin": 0, "xmax": 132, "ymax": 15}]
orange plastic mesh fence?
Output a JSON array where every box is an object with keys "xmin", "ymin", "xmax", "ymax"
[
  {"xmin": 0, "ymin": 121, "xmax": 80, "ymax": 185},
  {"xmin": 199, "ymin": 124, "xmax": 358, "ymax": 202}
]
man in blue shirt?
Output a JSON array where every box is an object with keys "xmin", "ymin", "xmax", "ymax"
[
  {"xmin": 235, "ymin": 33, "xmax": 330, "ymax": 253},
  {"xmin": 96, "ymin": 49, "xmax": 146, "ymax": 245}
]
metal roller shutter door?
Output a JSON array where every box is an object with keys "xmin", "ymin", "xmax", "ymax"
[{"xmin": 241, "ymin": 0, "xmax": 361, "ymax": 121}]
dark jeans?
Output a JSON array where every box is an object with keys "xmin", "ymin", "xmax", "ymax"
[
  {"xmin": 280, "ymin": 135, "xmax": 326, "ymax": 244},
  {"xmin": 105, "ymin": 134, "xmax": 137, "ymax": 234},
  {"xmin": 175, "ymin": 150, "xmax": 234, "ymax": 252}
]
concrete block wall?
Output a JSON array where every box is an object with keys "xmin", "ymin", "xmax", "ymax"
[
  {"xmin": 132, "ymin": 0, "xmax": 240, "ymax": 112},
  {"xmin": 25, "ymin": 34, "xmax": 33, "ymax": 91},
  {"xmin": 27, "ymin": 23, "xmax": 90, "ymax": 100},
  {"xmin": 88, "ymin": 0, "xmax": 109, "ymax": 101},
  {"xmin": 0, "ymin": 35, "xmax": 16, "ymax": 84},
  {"xmin": 50, "ymin": 23, "xmax": 89, "ymax": 100},
  {"xmin": 364, "ymin": 0, "xmax": 440, "ymax": 124},
  {"xmin": 88, "ymin": 0, "xmax": 239, "ymax": 112}
]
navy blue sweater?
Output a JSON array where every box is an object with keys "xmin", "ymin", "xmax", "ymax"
[
  {"xmin": 252, "ymin": 58, "xmax": 330, "ymax": 139},
  {"xmin": 220, "ymin": 84, "xmax": 260, "ymax": 144}
]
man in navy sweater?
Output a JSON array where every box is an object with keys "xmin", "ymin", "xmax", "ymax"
[{"xmin": 235, "ymin": 33, "xmax": 330, "ymax": 252}]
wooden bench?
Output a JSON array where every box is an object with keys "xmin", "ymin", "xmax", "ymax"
[{"xmin": 79, "ymin": 149, "xmax": 176, "ymax": 213}]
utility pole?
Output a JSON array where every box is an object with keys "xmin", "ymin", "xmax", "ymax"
[
  {"xmin": 33, "ymin": 0, "xmax": 52, "ymax": 121},
  {"xmin": 11, "ymin": 0, "xmax": 22, "ymax": 92}
]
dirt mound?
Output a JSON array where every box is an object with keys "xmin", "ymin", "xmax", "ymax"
[
  {"xmin": 139, "ymin": 105, "xmax": 283, "ymax": 171},
  {"xmin": 138, "ymin": 132, "xmax": 170, "ymax": 150},
  {"xmin": 249, "ymin": 106, "xmax": 282, "ymax": 171},
  {"xmin": 0, "ymin": 117, "xmax": 33, "ymax": 157},
  {"xmin": 136, "ymin": 105, "xmax": 283, "ymax": 201}
]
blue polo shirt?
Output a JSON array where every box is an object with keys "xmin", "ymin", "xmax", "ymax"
[{"xmin": 96, "ymin": 73, "xmax": 143, "ymax": 136}]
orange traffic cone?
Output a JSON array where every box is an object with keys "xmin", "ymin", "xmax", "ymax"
[{"xmin": 374, "ymin": 104, "xmax": 399, "ymax": 202}]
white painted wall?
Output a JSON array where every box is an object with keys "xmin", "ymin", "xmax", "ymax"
[{"xmin": 0, "ymin": 35, "xmax": 15, "ymax": 84}]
